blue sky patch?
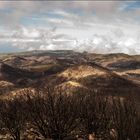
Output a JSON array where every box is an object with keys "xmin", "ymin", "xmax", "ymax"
[{"xmin": 122, "ymin": 1, "xmax": 140, "ymax": 11}]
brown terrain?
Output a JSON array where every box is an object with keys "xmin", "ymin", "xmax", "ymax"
[
  {"xmin": 0, "ymin": 50, "xmax": 140, "ymax": 102},
  {"xmin": 0, "ymin": 50, "xmax": 140, "ymax": 140}
]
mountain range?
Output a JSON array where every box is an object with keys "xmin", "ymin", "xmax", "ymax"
[{"xmin": 0, "ymin": 50, "xmax": 140, "ymax": 105}]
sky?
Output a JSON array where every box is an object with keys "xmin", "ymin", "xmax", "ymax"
[{"xmin": 0, "ymin": 1, "xmax": 140, "ymax": 54}]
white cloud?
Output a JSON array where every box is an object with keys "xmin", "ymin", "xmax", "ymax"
[
  {"xmin": 22, "ymin": 27, "xmax": 40, "ymax": 38},
  {"xmin": 0, "ymin": 25, "xmax": 140, "ymax": 55},
  {"xmin": 0, "ymin": 1, "xmax": 140, "ymax": 54}
]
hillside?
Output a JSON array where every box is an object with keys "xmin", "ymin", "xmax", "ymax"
[{"xmin": 0, "ymin": 50, "xmax": 140, "ymax": 103}]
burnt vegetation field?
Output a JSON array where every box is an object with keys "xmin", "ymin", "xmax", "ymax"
[{"xmin": 0, "ymin": 50, "xmax": 140, "ymax": 140}]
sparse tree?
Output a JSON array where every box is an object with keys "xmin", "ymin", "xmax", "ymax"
[
  {"xmin": 0, "ymin": 86, "xmax": 139, "ymax": 140},
  {"xmin": 110, "ymin": 97, "xmax": 140, "ymax": 140},
  {"xmin": 78, "ymin": 91, "xmax": 111, "ymax": 140},
  {"xmin": 26, "ymin": 87, "xmax": 80, "ymax": 140},
  {"xmin": 0, "ymin": 99, "xmax": 27, "ymax": 140}
]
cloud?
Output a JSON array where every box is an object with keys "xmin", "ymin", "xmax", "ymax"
[
  {"xmin": 72, "ymin": 1, "xmax": 120, "ymax": 15},
  {"xmin": 0, "ymin": 1, "xmax": 139, "ymax": 30},
  {"xmin": 0, "ymin": 1, "xmax": 125, "ymax": 27},
  {"xmin": 0, "ymin": 25, "xmax": 140, "ymax": 55},
  {"xmin": 0, "ymin": 1, "xmax": 140, "ymax": 54}
]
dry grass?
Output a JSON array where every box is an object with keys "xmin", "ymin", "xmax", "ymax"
[
  {"xmin": 116, "ymin": 69, "xmax": 140, "ymax": 75},
  {"xmin": 59, "ymin": 65, "xmax": 106, "ymax": 79},
  {"xmin": 0, "ymin": 81, "xmax": 14, "ymax": 88}
]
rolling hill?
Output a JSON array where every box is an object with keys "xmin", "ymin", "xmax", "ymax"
[{"xmin": 0, "ymin": 50, "xmax": 140, "ymax": 104}]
